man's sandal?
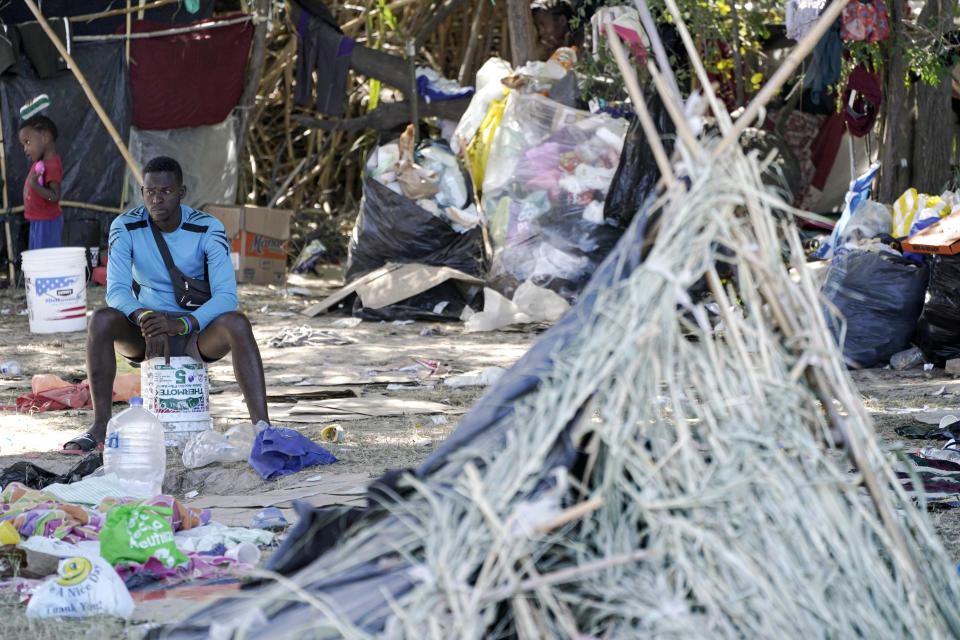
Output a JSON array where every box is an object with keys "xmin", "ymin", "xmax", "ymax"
[{"xmin": 61, "ymin": 432, "xmax": 103, "ymax": 455}]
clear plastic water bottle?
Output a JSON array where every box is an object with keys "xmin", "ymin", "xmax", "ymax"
[
  {"xmin": 1, "ymin": 361, "xmax": 21, "ymax": 374},
  {"xmin": 181, "ymin": 423, "xmax": 259, "ymax": 469},
  {"xmin": 103, "ymin": 397, "xmax": 166, "ymax": 497}
]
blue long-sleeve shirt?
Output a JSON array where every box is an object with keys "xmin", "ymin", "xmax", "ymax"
[{"xmin": 106, "ymin": 205, "xmax": 238, "ymax": 330}]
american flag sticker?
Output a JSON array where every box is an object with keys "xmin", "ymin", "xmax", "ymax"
[
  {"xmin": 35, "ymin": 275, "xmax": 79, "ymax": 297},
  {"xmin": 27, "ymin": 274, "xmax": 86, "ymax": 321}
]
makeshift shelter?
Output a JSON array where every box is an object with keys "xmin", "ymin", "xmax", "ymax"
[
  {"xmin": 0, "ymin": 0, "xmax": 261, "ymax": 280},
  {"xmin": 156, "ymin": 8, "xmax": 960, "ymax": 639}
]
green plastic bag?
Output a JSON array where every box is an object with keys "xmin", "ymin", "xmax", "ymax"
[{"xmin": 99, "ymin": 504, "xmax": 188, "ymax": 569}]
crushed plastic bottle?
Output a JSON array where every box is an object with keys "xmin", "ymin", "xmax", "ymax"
[
  {"xmin": 889, "ymin": 347, "xmax": 925, "ymax": 371},
  {"xmin": 182, "ymin": 423, "xmax": 260, "ymax": 469},
  {"xmin": 1, "ymin": 361, "xmax": 21, "ymax": 375},
  {"xmin": 103, "ymin": 397, "xmax": 166, "ymax": 498}
]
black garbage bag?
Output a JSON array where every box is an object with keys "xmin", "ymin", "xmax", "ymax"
[
  {"xmin": 820, "ymin": 249, "xmax": 929, "ymax": 369},
  {"xmin": 0, "ymin": 452, "xmax": 102, "ymax": 491},
  {"xmin": 917, "ymin": 254, "xmax": 960, "ymax": 364},
  {"xmin": 603, "ymin": 92, "xmax": 675, "ymax": 227},
  {"xmin": 344, "ymin": 177, "xmax": 484, "ymax": 284}
]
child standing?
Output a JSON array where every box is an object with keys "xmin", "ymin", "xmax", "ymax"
[{"xmin": 18, "ymin": 114, "xmax": 62, "ymax": 250}]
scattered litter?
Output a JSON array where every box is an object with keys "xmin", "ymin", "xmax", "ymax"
[
  {"xmin": 420, "ymin": 326, "xmax": 443, "ymax": 336},
  {"xmin": 430, "ymin": 415, "xmax": 448, "ymax": 425},
  {"xmin": 251, "ymin": 506, "xmax": 289, "ymax": 531},
  {"xmin": 925, "ymin": 363, "xmax": 935, "ymax": 371},
  {"xmin": 414, "ymin": 438, "xmax": 433, "ymax": 447},
  {"xmin": 268, "ymin": 325, "xmax": 355, "ymax": 348},
  {"xmin": 391, "ymin": 320, "xmax": 415, "ymax": 326},
  {"xmin": 260, "ymin": 304, "xmax": 269, "ymax": 313},
  {"xmin": 182, "ymin": 424, "xmax": 257, "ymax": 469},
  {"xmin": 100, "ymin": 503, "xmax": 188, "ymax": 569},
  {"xmin": 291, "ymin": 239, "xmax": 327, "ymax": 274},
  {"xmin": 331, "ymin": 317, "xmax": 363, "ymax": 328},
  {"xmin": 0, "ymin": 520, "xmax": 21, "ymax": 544},
  {"xmin": 225, "ymin": 542, "xmax": 261, "ymax": 566},
  {"xmin": 185, "ymin": 490, "xmax": 199, "ymax": 499},
  {"xmin": 267, "ymin": 311, "xmax": 296, "ymax": 318},
  {"xmin": 276, "ymin": 374, "xmax": 305, "ymax": 384},
  {"xmin": 26, "ymin": 556, "xmax": 135, "ymax": 620},
  {"xmin": 306, "ymin": 474, "xmax": 324, "ymax": 482},
  {"xmin": 933, "ymin": 386, "xmax": 947, "ymax": 396},
  {"xmin": 445, "ymin": 366, "xmax": 507, "ymax": 388},
  {"xmin": 249, "ymin": 426, "xmax": 338, "ymax": 479},
  {"xmin": 463, "ymin": 284, "xmax": 569, "ymax": 332},
  {"xmin": 890, "ymin": 346, "xmax": 925, "ymax": 370},
  {"xmin": 320, "ymin": 424, "xmax": 344, "ymax": 443}
]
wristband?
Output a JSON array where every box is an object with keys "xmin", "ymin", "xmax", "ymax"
[
  {"xmin": 178, "ymin": 317, "xmax": 190, "ymax": 336},
  {"xmin": 187, "ymin": 316, "xmax": 196, "ymax": 333},
  {"xmin": 136, "ymin": 310, "xmax": 153, "ymax": 326}
]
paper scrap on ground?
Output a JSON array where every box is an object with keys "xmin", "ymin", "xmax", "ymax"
[
  {"xmin": 463, "ymin": 283, "xmax": 569, "ymax": 332},
  {"xmin": 302, "ymin": 262, "xmax": 483, "ymax": 316}
]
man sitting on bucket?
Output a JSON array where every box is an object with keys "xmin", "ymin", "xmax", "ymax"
[{"xmin": 63, "ymin": 156, "xmax": 269, "ymax": 452}]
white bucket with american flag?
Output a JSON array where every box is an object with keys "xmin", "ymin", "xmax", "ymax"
[{"xmin": 22, "ymin": 247, "xmax": 87, "ymax": 334}]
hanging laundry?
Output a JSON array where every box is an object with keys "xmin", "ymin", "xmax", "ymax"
[
  {"xmin": 291, "ymin": 0, "xmax": 354, "ymax": 117},
  {"xmin": 840, "ymin": 0, "xmax": 891, "ymax": 42},
  {"xmin": 785, "ymin": 0, "xmax": 828, "ymax": 42},
  {"xmin": 802, "ymin": 22, "xmax": 841, "ymax": 113},
  {"xmin": 128, "ymin": 16, "xmax": 253, "ymax": 129},
  {"xmin": 18, "ymin": 17, "xmax": 70, "ymax": 79},
  {"xmin": 843, "ymin": 66, "xmax": 882, "ymax": 137}
]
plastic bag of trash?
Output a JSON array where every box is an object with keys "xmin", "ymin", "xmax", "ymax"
[
  {"xmin": 603, "ymin": 93, "xmax": 674, "ymax": 227},
  {"xmin": 917, "ymin": 254, "xmax": 960, "ymax": 364},
  {"xmin": 481, "ymin": 91, "xmax": 628, "ymax": 303},
  {"xmin": 26, "ymin": 556, "xmax": 135, "ymax": 619},
  {"xmin": 820, "ymin": 248, "xmax": 929, "ymax": 368},
  {"xmin": 345, "ymin": 176, "xmax": 484, "ymax": 283},
  {"xmin": 100, "ymin": 503, "xmax": 189, "ymax": 569}
]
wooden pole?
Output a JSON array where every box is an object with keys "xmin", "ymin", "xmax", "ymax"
[
  {"xmin": 0, "ymin": 108, "xmax": 13, "ymax": 284},
  {"xmin": 506, "ymin": 0, "xmax": 536, "ymax": 66},
  {"xmin": 70, "ymin": 0, "xmax": 176, "ymax": 22},
  {"xmin": 458, "ymin": 0, "xmax": 489, "ymax": 85},
  {"xmin": 234, "ymin": 0, "xmax": 269, "ymax": 196},
  {"xmin": 23, "ymin": 0, "xmax": 143, "ymax": 185}
]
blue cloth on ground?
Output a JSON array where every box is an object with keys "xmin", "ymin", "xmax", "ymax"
[{"xmin": 249, "ymin": 426, "xmax": 337, "ymax": 480}]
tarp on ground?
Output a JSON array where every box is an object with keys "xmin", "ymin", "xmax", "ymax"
[
  {"xmin": 0, "ymin": 41, "xmax": 130, "ymax": 260},
  {"xmin": 126, "ymin": 115, "xmax": 239, "ymax": 210}
]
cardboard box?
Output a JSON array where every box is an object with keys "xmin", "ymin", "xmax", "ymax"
[
  {"xmin": 203, "ymin": 204, "xmax": 292, "ymax": 285},
  {"xmin": 902, "ymin": 210, "xmax": 960, "ymax": 255}
]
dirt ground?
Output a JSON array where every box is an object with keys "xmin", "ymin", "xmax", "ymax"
[
  {"xmin": 0, "ymin": 268, "xmax": 537, "ymax": 509},
  {"xmin": 2, "ymin": 267, "xmax": 960, "ymax": 634}
]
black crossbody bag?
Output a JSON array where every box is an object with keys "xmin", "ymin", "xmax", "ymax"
[{"xmin": 148, "ymin": 220, "xmax": 212, "ymax": 310}]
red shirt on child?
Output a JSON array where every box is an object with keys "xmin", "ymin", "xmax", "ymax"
[{"xmin": 23, "ymin": 154, "xmax": 62, "ymax": 221}]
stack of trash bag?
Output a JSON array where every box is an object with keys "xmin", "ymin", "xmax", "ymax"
[
  {"xmin": 820, "ymin": 244, "xmax": 929, "ymax": 368},
  {"xmin": 481, "ymin": 92, "xmax": 628, "ymax": 302},
  {"xmin": 344, "ymin": 125, "xmax": 484, "ymax": 320},
  {"xmin": 917, "ymin": 255, "xmax": 960, "ymax": 364}
]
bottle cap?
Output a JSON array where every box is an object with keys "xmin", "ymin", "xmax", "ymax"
[{"xmin": 129, "ymin": 397, "xmax": 143, "ymax": 405}]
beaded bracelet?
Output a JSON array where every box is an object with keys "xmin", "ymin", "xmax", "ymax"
[
  {"xmin": 178, "ymin": 317, "xmax": 190, "ymax": 336},
  {"xmin": 136, "ymin": 310, "xmax": 153, "ymax": 326}
]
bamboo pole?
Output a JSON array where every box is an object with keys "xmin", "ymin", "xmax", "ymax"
[
  {"xmin": 23, "ymin": 0, "xmax": 143, "ymax": 186},
  {"xmin": 73, "ymin": 15, "xmax": 254, "ymax": 42},
  {"xmin": 0, "ymin": 108, "xmax": 12, "ymax": 284},
  {"xmin": 712, "ymin": 0, "xmax": 850, "ymax": 158},
  {"xmin": 70, "ymin": 0, "xmax": 177, "ymax": 22}
]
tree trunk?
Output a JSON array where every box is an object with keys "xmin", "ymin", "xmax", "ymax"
[
  {"xmin": 878, "ymin": 0, "xmax": 911, "ymax": 201},
  {"xmin": 506, "ymin": 0, "xmax": 536, "ymax": 66},
  {"xmin": 235, "ymin": 0, "xmax": 270, "ymax": 175},
  {"xmin": 910, "ymin": 0, "xmax": 954, "ymax": 194}
]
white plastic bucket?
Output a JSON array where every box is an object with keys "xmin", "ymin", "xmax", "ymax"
[
  {"xmin": 21, "ymin": 247, "xmax": 88, "ymax": 334},
  {"xmin": 141, "ymin": 356, "xmax": 213, "ymax": 446}
]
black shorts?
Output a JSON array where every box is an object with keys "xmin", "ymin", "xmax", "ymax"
[{"xmin": 129, "ymin": 332, "xmax": 218, "ymax": 364}]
